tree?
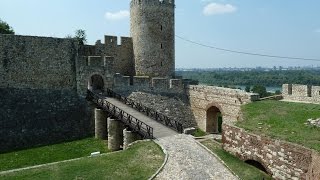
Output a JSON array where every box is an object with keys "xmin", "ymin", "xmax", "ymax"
[
  {"xmin": 245, "ymin": 86, "xmax": 251, "ymax": 92},
  {"xmin": 74, "ymin": 29, "xmax": 87, "ymax": 45},
  {"xmin": 275, "ymin": 90, "xmax": 281, "ymax": 95},
  {"xmin": 251, "ymin": 85, "xmax": 268, "ymax": 98},
  {"xmin": 0, "ymin": 19, "xmax": 15, "ymax": 34}
]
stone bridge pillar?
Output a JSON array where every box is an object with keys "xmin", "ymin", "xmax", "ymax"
[
  {"xmin": 123, "ymin": 128, "xmax": 141, "ymax": 150},
  {"xmin": 107, "ymin": 118, "xmax": 123, "ymax": 151},
  {"xmin": 95, "ymin": 108, "xmax": 107, "ymax": 140}
]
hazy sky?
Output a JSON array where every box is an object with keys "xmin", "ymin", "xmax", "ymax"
[{"xmin": 1, "ymin": 0, "xmax": 320, "ymax": 68}]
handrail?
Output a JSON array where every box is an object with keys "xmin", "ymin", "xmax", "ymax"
[
  {"xmin": 106, "ymin": 88, "xmax": 184, "ymax": 133},
  {"xmin": 87, "ymin": 90, "xmax": 154, "ymax": 139}
]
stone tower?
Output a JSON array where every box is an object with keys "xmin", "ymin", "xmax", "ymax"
[{"xmin": 130, "ymin": 0, "xmax": 175, "ymax": 78}]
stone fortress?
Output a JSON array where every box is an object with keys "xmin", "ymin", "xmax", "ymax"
[{"xmin": 0, "ymin": 0, "xmax": 319, "ymax": 179}]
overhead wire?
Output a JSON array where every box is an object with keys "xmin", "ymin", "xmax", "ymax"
[{"xmin": 175, "ymin": 35, "xmax": 320, "ymax": 62}]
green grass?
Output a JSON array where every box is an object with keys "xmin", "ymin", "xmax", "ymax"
[
  {"xmin": 237, "ymin": 100, "xmax": 320, "ymax": 152},
  {"xmin": 0, "ymin": 138, "xmax": 109, "ymax": 172},
  {"xmin": 201, "ymin": 140, "xmax": 272, "ymax": 180},
  {"xmin": 0, "ymin": 141, "xmax": 164, "ymax": 180},
  {"xmin": 192, "ymin": 128, "xmax": 207, "ymax": 137}
]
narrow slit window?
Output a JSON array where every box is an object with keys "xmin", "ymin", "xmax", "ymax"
[
  {"xmin": 161, "ymin": 43, "xmax": 163, "ymax": 49},
  {"xmin": 160, "ymin": 25, "xmax": 163, "ymax": 31}
]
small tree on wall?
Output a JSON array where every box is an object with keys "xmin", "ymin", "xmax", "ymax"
[
  {"xmin": 0, "ymin": 19, "xmax": 15, "ymax": 34},
  {"xmin": 74, "ymin": 29, "xmax": 87, "ymax": 45}
]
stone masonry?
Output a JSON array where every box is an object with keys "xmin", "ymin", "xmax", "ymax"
[
  {"xmin": 187, "ymin": 85, "xmax": 259, "ymax": 132},
  {"xmin": 283, "ymin": 84, "xmax": 320, "ymax": 104},
  {"xmin": 130, "ymin": 0, "xmax": 175, "ymax": 77},
  {"xmin": 223, "ymin": 124, "xmax": 320, "ymax": 180}
]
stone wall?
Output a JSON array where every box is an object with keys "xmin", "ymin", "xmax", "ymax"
[
  {"xmin": 114, "ymin": 74, "xmax": 184, "ymax": 94},
  {"xmin": 223, "ymin": 124, "xmax": 320, "ymax": 180},
  {"xmin": 79, "ymin": 36, "xmax": 134, "ymax": 77},
  {"xmin": 0, "ymin": 34, "xmax": 78, "ymax": 90},
  {"xmin": 76, "ymin": 55, "xmax": 114, "ymax": 96},
  {"xmin": 187, "ymin": 85, "xmax": 259, "ymax": 132},
  {"xmin": 0, "ymin": 34, "xmax": 113, "ymax": 152},
  {"xmin": 124, "ymin": 92, "xmax": 197, "ymax": 128},
  {"xmin": 282, "ymin": 84, "xmax": 320, "ymax": 104},
  {"xmin": 130, "ymin": 0, "xmax": 175, "ymax": 77},
  {"xmin": 0, "ymin": 88, "xmax": 94, "ymax": 153}
]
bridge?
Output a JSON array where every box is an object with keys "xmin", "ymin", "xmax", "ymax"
[{"xmin": 86, "ymin": 89, "xmax": 181, "ymax": 139}]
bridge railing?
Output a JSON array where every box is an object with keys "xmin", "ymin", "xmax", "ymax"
[
  {"xmin": 87, "ymin": 90, "xmax": 154, "ymax": 139},
  {"xmin": 106, "ymin": 88, "xmax": 184, "ymax": 133}
]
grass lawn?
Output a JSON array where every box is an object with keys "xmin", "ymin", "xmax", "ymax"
[
  {"xmin": 201, "ymin": 140, "xmax": 272, "ymax": 180},
  {"xmin": 0, "ymin": 138, "xmax": 109, "ymax": 172},
  {"xmin": 0, "ymin": 141, "xmax": 164, "ymax": 180},
  {"xmin": 192, "ymin": 128, "xmax": 207, "ymax": 137},
  {"xmin": 237, "ymin": 100, "xmax": 320, "ymax": 152}
]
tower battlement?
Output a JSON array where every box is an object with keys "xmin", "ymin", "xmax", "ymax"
[{"xmin": 130, "ymin": 0, "xmax": 175, "ymax": 7}]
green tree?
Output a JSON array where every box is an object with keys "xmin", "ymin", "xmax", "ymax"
[
  {"xmin": 251, "ymin": 85, "xmax": 268, "ymax": 98},
  {"xmin": 0, "ymin": 19, "xmax": 15, "ymax": 34},
  {"xmin": 275, "ymin": 90, "xmax": 281, "ymax": 95},
  {"xmin": 74, "ymin": 29, "xmax": 87, "ymax": 45},
  {"xmin": 245, "ymin": 86, "xmax": 251, "ymax": 92}
]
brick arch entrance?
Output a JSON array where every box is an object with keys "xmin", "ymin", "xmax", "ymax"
[
  {"xmin": 88, "ymin": 74, "xmax": 104, "ymax": 92},
  {"xmin": 206, "ymin": 106, "xmax": 223, "ymax": 134}
]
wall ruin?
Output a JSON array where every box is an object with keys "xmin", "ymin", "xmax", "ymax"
[{"xmin": 282, "ymin": 84, "xmax": 320, "ymax": 104}]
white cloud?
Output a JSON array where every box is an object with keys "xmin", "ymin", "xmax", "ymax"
[
  {"xmin": 105, "ymin": 10, "xmax": 129, "ymax": 21},
  {"xmin": 203, "ymin": 3, "xmax": 237, "ymax": 16}
]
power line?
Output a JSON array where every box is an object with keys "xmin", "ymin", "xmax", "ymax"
[{"xmin": 175, "ymin": 35, "xmax": 320, "ymax": 62}]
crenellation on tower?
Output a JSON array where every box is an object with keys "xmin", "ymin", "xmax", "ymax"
[{"xmin": 130, "ymin": 0, "xmax": 175, "ymax": 7}]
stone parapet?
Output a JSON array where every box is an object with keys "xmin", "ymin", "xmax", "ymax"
[
  {"xmin": 282, "ymin": 84, "xmax": 320, "ymax": 104},
  {"xmin": 113, "ymin": 74, "xmax": 185, "ymax": 94}
]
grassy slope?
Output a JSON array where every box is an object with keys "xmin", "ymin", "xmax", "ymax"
[
  {"xmin": 237, "ymin": 100, "xmax": 320, "ymax": 152},
  {"xmin": 0, "ymin": 141, "xmax": 164, "ymax": 180},
  {"xmin": 0, "ymin": 138, "xmax": 109, "ymax": 172},
  {"xmin": 201, "ymin": 140, "xmax": 272, "ymax": 180}
]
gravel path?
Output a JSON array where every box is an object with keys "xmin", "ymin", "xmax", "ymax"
[{"xmin": 154, "ymin": 134, "xmax": 237, "ymax": 180}]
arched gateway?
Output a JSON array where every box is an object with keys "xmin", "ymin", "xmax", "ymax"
[
  {"xmin": 206, "ymin": 106, "xmax": 223, "ymax": 134},
  {"xmin": 88, "ymin": 74, "xmax": 104, "ymax": 92}
]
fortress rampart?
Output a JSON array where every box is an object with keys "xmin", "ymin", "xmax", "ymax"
[
  {"xmin": 0, "ymin": 34, "xmax": 78, "ymax": 90},
  {"xmin": 0, "ymin": 34, "xmax": 114, "ymax": 152}
]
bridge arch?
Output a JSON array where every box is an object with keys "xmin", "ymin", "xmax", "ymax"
[
  {"xmin": 206, "ymin": 103, "xmax": 224, "ymax": 134},
  {"xmin": 244, "ymin": 159, "xmax": 272, "ymax": 175},
  {"xmin": 88, "ymin": 73, "xmax": 105, "ymax": 92}
]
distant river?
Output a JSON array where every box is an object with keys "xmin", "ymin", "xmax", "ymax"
[
  {"xmin": 235, "ymin": 85, "xmax": 282, "ymax": 93},
  {"xmin": 199, "ymin": 83, "xmax": 282, "ymax": 93}
]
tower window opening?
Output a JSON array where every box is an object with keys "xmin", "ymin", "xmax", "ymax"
[
  {"xmin": 160, "ymin": 25, "xmax": 163, "ymax": 31},
  {"xmin": 161, "ymin": 62, "xmax": 163, "ymax": 66},
  {"xmin": 161, "ymin": 43, "xmax": 163, "ymax": 49}
]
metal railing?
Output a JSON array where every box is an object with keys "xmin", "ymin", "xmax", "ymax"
[
  {"xmin": 87, "ymin": 90, "xmax": 154, "ymax": 139},
  {"xmin": 106, "ymin": 88, "xmax": 184, "ymax": 133}
]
